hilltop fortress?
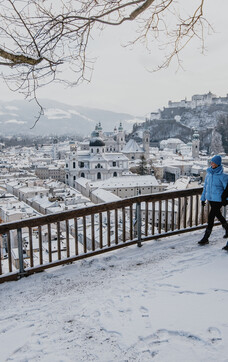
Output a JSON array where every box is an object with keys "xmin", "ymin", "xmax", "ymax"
[
  {"xmin": 147, "ymin": 92, "xmax": 228, "ymax": 122},
  {"xmin": 168, "ymin": 91, "xmax": 228, "ymax": 109}
]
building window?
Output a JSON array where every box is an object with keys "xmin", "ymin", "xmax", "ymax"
[
  {"xmin": 79, "ymin": 162, "xmax": 84, "ymax": 168},
  {"xmin": 91, "ymin": 148, "xmax": 93, "ymax": 153},
  {"xmin": 113, "ymin": 161, "xmax": 116, "ymax": 167},
  {"xmin": 113, "ymin": 172, "xmax": 117, "ymax": 177},
  {"xmin": 81, "ymin": 172, "xmax": 85, "ymax": 178},
  {"xmin": 66, "ymin": 174, "xmax": 68, "ymax": 179},
  {"xmin": 97, "ymin": 148, "xmax": 99, "ymax": 153},
  {"xmin": 73, "ymin": 162, "xmax": 76, "ymax": 168},
  {"xmin": 97, "ymin": 172, "xmax": 101, "ymax": 179},
  {"xmin": 66, "ymin": 163, "xmax": 68, "ymax": 168},
  {"xmin": 73, "ymin": 176, "xmax": 76, "ymax": 180},
  {"xmin": 95, "ymin": 163, "xmax": 102, "ymax": 169}
]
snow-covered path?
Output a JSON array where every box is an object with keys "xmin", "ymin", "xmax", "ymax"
[{"xmin": 1, "ymin": 227, "xmax": 228, "ymax": 361}]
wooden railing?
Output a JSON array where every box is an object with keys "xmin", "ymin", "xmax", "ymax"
[{"xmin": 0, "ymin": 187, "xmax": 220, "ymax": 283}]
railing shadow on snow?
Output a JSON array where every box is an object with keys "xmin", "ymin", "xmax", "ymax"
[{"xmin": 0, "ymin": 187, "xmax": 225, "ymax": 283}]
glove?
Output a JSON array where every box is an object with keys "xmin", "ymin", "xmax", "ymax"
[{"xmin": 201, "ymin": 201, "xmax": 206, "ymax": 207}]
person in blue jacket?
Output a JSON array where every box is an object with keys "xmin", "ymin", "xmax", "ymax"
[{"xmin": 199, "ymin": 155, "xmax": 228, "ymax": 247}]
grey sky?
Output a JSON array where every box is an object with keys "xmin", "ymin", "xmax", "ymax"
[{"xmin": 1, "ymin": 0, "xmax": 228, "ymax": 117}]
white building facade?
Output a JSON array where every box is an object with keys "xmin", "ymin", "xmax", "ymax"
[{"xmin": 65, "ymin": 137, "xmax": 129, "ymax": 186}]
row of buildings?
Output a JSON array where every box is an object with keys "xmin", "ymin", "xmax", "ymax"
[
  {"xmin": 0, "ymin": 122, "xmax": 219, "ymax": 193},
  {"xmin": 1, "ymin": 124, "xmax": 227, "ymax": 271},
  {"xmin": 64, "ymin": 123, "xmax": 200, "ymax": 187}
]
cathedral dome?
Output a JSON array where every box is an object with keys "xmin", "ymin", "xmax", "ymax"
[
  {"xmin": 89, "ymin": 137, "xmax": 105, "ymax": 147},
  {"xmin": 91, "ymin": 130, "xmax": 99, "ymax": 138}
]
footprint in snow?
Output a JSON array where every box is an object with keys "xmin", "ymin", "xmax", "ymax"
[
  {"xmin": 140, "ymin": 306, "xmax": 149, "ymax": 317},
  {"xmin": 208, "ymin": 326, "xmax": 222, "ymax": 344}
]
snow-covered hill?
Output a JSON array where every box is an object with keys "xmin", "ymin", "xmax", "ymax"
[
  {"xmin": 130, "ymin": 103, "xmax": 228, "ymax": 153},
  {"xmin": 1, "ymin": 227, "xmax": 228, "ymax": 361},
  {"xmin": 161, "ymin": 103, "xmax": 228, "ymax": 130}
]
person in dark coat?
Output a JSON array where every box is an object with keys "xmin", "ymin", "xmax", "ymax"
[
  {"xmin": 222, "ymin": 183, "xmax": 228, "ymax": 206},
  {"xmin": 221, "ymin": 183, "xmax": 228, "ymax": 250},
  {"xmin": 198, "ymin": 155, "xmax": 228, "ymax": 246}
]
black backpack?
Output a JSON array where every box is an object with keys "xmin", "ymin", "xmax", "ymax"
[{"xmin": 222, "ymin": 184, "xmax": 228, "ymax": 205}]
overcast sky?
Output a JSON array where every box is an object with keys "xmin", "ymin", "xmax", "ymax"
[{"xmin": 1, "ymin": 0, "xmax": 228, "ymax": 118}]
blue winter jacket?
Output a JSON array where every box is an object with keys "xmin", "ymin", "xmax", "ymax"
[{"xmin": 201, "ymin": 165, "xmax": 228, "ymax": 202}]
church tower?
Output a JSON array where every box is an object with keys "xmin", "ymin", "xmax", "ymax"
[
  {"xmin": 52, "ymin": 138, "xmax": 58, "ymax": 159},
  {"xmin": 116, "ymin": 122, "xmax": 125, "ymax": 152},
  {"xmin": 143, "ymin": 130, "xmax": 150, "ymax": 159},
  {"xmin": 192, "ymin": 129, "xmax": 200, "ymax": 158},
  {"xmin": 65, "ymin": 141, "xmax": 78, "ymax": 186},
  {"xmin": 97, "ymin": 122, "xmax": 103, "ymax": 138}
]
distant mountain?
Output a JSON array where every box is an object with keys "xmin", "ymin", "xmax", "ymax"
[{"xmin": 0, "ymin": 99, "xmax": 144, "ymax": 136}]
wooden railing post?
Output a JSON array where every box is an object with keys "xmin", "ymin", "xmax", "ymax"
[
  {"xmin": 17, "ymin": 228, "xmax": 25, "ymax": 277},
  {"xmin": 136, "ymin": 201, "xmax": 142, "ymax": 247}
]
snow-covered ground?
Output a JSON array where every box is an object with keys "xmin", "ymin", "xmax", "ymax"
[{"xmin": 1, "ymin": 227, "xmax": 228, "ymax": 362}]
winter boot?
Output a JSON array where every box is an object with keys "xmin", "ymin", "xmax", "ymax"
[
  {"xmin": 198, "ymin": 228, "xmax": 212, "ymax": 245},
  {"xmin": 222, "ymin": 242, "xmax": 228, "ymax": 251},
  {"xmin": 222, "ymin": 222, "xmax": 228, "ymax": 239}
]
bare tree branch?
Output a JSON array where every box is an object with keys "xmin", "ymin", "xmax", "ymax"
[
  {"xmin": 0, "ymin": 47, "xmax": 43, "ymax": 66},
  {"xmin": 0, "ymin": 0, "xmax": 210, "ymax": 124}
]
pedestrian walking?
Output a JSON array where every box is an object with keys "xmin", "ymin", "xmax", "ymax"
[{"xmin": 198, "ymin": 155, "xmax": 228, "ymax": 246}]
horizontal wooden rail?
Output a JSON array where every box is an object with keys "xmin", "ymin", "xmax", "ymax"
[
  {"xmin": 2, "ymin": 186, "xmax": 223, "ymax": 284},
  {"xmin": 0, "ymin": 188, "xmax": 203, "ymax": 233}
]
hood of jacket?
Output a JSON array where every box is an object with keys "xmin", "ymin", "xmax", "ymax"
[{"xmin": 207, "ymin": 165, "xmax": 223, "ymax": 175}]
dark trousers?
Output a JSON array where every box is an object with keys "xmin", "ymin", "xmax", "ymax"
[{"xmin": 207, "ymin": 201, "xmax": 226, "ymax": 230}]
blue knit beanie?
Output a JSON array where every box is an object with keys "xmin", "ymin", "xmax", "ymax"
[{"xmin": 211, "ymin": 155, "xmax": 222, "ymax": 166}]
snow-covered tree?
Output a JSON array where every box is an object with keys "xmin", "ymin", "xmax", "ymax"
[{"xmin": 210, "ymin": 129, "xmax": 224, "ymax": 155}]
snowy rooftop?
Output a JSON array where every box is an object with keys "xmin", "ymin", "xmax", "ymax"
[
  {"xmin": 75, "ymin": 177, "xmax": 89, "ymax": 187},
  {"xmin": 91, "ymin": 188, "xmax": 121, "ymax": 202},
  {"xmin": 166, "ymin": 177, "xmax": 191, "ymax": 191},
  {"xmin": 0, "ymin": 198, "xmax": 40, "ymax": 217},
  {"xmin": 89, "ymin": 175, "xmax": 159, "ymax": 189},
  {"xmin": 77, "ymin": 153, "xmax": 128, "ymax": 161},
  {"xmin": 122, "ymin": 139, "xmax": 144, "ymax": 153},
  {"xmin": 155, "ymin": 157, "xmax": 208, "ymax": 168},
  {"xmin": 1, "ymin": 227, "xmax": 228, "ymax": 360},
  {"xmin": 160, "ymin": 138, "xmax": 184, "ymax": 144},
  {"xmin": 17, "ymin": 186, "xmax": 47, "ymax": 193}
]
